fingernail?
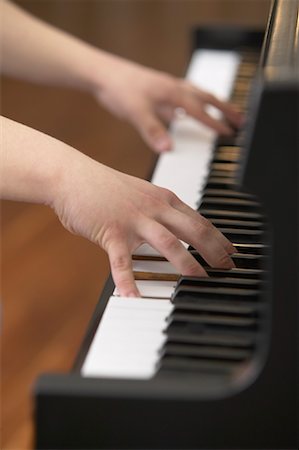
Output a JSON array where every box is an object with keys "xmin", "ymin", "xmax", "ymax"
[
  {"xmin": 228, "ymin": 244, "xmax": 237, "ymax": 255},
  {"xmin": 154, "ymin": 136, "xmax": 171, "ymax": 152}
]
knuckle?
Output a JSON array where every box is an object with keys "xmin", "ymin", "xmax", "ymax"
[
  {"xmin": 142, "ymin": 192, "xmax": 161, "ymax": 211},
  {"xmin": 160, "ymin": 73, "xmax": 176, "ymax": 88},
  {"xmin": 160, "ymin": 187, "xmax": 177, "ymax": 204},
  {"xmin": 192, "ymin": 221, "xmax": 211, "ymax": 240},
  {"xmin": 117, "ymin": 278, "xmax": 134, "ymax": 291},
  {"xmin": 184, "ymin": 260, "xmax": 202, "ymax": 276},
  {"xmin": 100, "ymin": 223, "xmax": 123, "ymax": 249},
  {"xmin": 198, "ymin": 214, "xmax": 213, "ymax": 228},
  {"xmin": 161, "ymin": 74, "xmax": 179, "ymax": 98},
  {"xmin": 215, "ymin": 252, "xmax": 232, "ymax": 268},
  {"xmin": 156, "ymin": 232, "xmax": 178, "ymax": 251},
  {"xmin": 110, "ymin": 255, "xmax": 131, "ymax": 272},
  {"xmin": 145, "ymin": 120, "xmax": 162, "ymax": 137},
  {"xmin": 202, "ymin": 92, "xmax": 215, "ymax": 103}
]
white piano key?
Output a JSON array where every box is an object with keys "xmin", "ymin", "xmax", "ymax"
[
  {"xmin": 108, "ymin": 296, "xmax": 173, "ymax": 310},
  {"xmin": 114, "ymin": 279, "xmax": 176, "ymax": 298},
  {"xmin": 82, "ymin": 296, "xmax": 173, "ymax": 379},
  {"xmin": 133, "ymin": 260, "xmax": 179, "ymax": 274},
  {"xmin": 187, "ymin": 49, "xmax": 240, "ymax": 98}
]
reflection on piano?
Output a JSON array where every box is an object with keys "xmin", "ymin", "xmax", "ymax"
[{"xmin": 35, "ymin": 0, "xmax": 298, "ymax": 448}]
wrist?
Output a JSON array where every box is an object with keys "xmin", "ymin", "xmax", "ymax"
[
  {"xmin": 75, "ymin": 47, "xmax": 117, "ymax": 95},
  {"xmin": 0, "ymin": 116, "xmax": 84, "ymax": 208}
]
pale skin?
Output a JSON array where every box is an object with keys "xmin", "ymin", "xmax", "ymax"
[{"xmin": 1, "ymin": 1, "xmax": 240, "ymax": 296}]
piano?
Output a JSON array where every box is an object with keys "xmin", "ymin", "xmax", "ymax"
[{"xmin": 34, "ymin": 0, "xmax": 298, "ymax": 448}]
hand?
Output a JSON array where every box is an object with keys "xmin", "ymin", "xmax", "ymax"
[
  {"xmin": 93, "ymin": 55, "xmax": 243, "ymax": 153},
  {"xmin": 53, "ymin": 153, "xmax": 235, "ymax": 297}
]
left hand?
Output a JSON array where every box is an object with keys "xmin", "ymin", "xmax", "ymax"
[{"xmin": 93, "ymin": 55, "xmax": 243, "ymax": 153}]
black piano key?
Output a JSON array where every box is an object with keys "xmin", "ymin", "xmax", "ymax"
[
  {"xmin": 166, "ymin": 313, "xmax": 258, "ymax": 331},
  {"xmin": 211, "ymin": 162, "xmax": 239, "ymax": 172},
  {"xmin": 171, "ymin": 298, "xmax": 260, "ymax": 316},
  {"xmin": 203, "ymin": 188, "xmax": 255, "ymax": 200},
  {"xmin": 237, "ymin": 63, "xmax": 258, "ymax": 73},
  {"xmin": 204, "ymin": 177, "xmax": 239, "ymax": 190},
  {"xmin": 216, "ymin": 136, "xmax": 240, "ymax": 147},
  {"xmin": 167, "ymin": 312, "xmax": 257, "ymax": 326},
  {"xmin": 160, "ymin": 342, "xmax": 251, "ymax": 361},
  {"xmin": 231, "ymin": 87, "xmax": 251, "ymax": 97},
  {"xmin": 232, "ymin": 253, "xmax": 266, "ymax": 269},
  {"xmin": 170, "ymin": 286, "xmax": 259, "ymax": 303},
  {"xmin": 214, "ymin": 146, "xmax": 242, "ymax": 153},
  {"xmin": 232, "ymin": 243, "xmax": 268, "ymax": 255},
  {"xmin": 213, "ymin": 152, "xmax": 240, "ymax": 163},
  {"xmin": 209, "ymin": 170, "xmax": 238, "ymax": 179},
  {"xmin": 158, "ymin": 355, "xmax": 238, "ymax": 373},
  {"xmin": 217, "ymin": 227, "xmax": 264, "ymax": 243},
  {"xmin": 200, "ymin": 208, "xmax": 264, "ymax": 221},
  {"xmin": 215, "ymin": 144, "xmax": 241, "ymax": 153},
  {"xmin": 176, "ymin": 276, "xmax": 261, "ymax": 290},
  {"xmin": 230, "ymin": 100, "xmax": 248, "ymax": 111},
  {"xmin": 165, "ymin": 329, "xmax": 255, "ymax": 348},
  {"xmin": 190, "ymin": 250, "xmax": 266, "ymax": 270},
  {"xmin": 199, "ymin": 197, "xmax": 261, "ymax": 212},
  {"xmin": 209, "ymin": 218, "xmax": 264, "ymax": 229},
  {"xmin": 206, "ymin": 267, "xmax": 264, "ymax": 279},
  {"xmin": 232, "ymin": 79, "xmax": 253, "ymax": 89}
]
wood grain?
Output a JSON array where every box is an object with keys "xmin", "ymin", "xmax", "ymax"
[{"xmin": 1, "ymin": 1, "xmax": 270, "ymax": 448}]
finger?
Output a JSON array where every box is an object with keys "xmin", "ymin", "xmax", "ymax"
[
  {"xmin": 107, "ymin": 240, "xmax": 140, "ymax": 297},
  {"xmin": 156, "ymin": 206, "xmax": 235, "ymax": 269},
  {"xmin": 160, "ymin": 189, "xmax": 235, "ymax": 255},
  {"xmin": 177, "ymin": 93, "xmax": 234, "ymax": 135},
  {"xmin": 176, "ymin": 82, "xmax": 244, "ymax": 131},
  {"xmin": 181, "ymin": 205, "xmax": 235, "ymax": 255},
  {"xmin": 200, "ymin": 92, "xmax": 244, "ymax": 128},
  {"xmin": 196, "ymin": 213, "xmax": 236, "ymax": 255},
  {"xmin": 131, "ymin": 106, "xmax": 172, "ymax": 152},
  {"xmin": 142, "ymin": 219, "xmax": 207, "ymax": 277},
  {"xmin": 156, "ymin": 104, "xmax": 176, "ymax": 124}
]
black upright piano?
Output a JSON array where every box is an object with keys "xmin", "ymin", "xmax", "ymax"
[{"xmin": 34, "ymin": 0, "xmax": 298, "ymax": 448}]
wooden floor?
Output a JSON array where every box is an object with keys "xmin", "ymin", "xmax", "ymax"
[{"xmin": 1, "ymin": 1, "xmax": 271, "ymax": 448}]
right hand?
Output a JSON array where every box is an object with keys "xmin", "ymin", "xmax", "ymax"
[{"xmin": 53, "ymin": 153, "xmax": 235, "ymax": 297}]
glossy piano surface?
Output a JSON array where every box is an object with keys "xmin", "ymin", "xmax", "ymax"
[{"xmin": 34, "ymin": 1, "xmax": 298, "ymax": 448}]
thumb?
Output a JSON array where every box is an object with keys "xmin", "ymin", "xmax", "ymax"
[{"xmin": 132, "ymin": 107, "xmax": 172, "ymax": 153}]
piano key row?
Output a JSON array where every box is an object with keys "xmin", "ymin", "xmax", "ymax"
[
  {"xmin": 82, "ymin": 48, "xmax": 265, "ymax": 381},
  {"xmin": 131, "ymin": 48, "xmax": 267, "ymax": 378}
]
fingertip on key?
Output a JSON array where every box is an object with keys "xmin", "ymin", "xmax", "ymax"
[
  {"xmin": 127, "ymin": 290, "xmax": 141, "ymax": 298},
  {"xmin": 227, "ymin": 257, "xmax": 236, "ymax": 269}
]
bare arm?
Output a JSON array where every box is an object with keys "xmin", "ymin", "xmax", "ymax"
[
  {"xmin": 1, "ymin": 1, "xmax": 242, "ymax": 152},
  {"xmin": 1, "ymin": 0, "xmax": 105, "ymax": 90},
  {"xmin": 1, "ymin": 116, "xmax": 235, "ymax": 296}
]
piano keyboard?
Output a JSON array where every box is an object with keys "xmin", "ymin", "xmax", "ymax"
[{"xmin": 81, "ymin": 47, "xmax": 266, "ymax": 380}]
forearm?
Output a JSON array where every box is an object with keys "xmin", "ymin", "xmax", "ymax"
[
  {"xmin": 0, "ymin": 115, "xmax": 82, "ymax": 205},
  {"xmin": 1, "ymin": 0, "xmax": 115, "ymax": 93}
]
